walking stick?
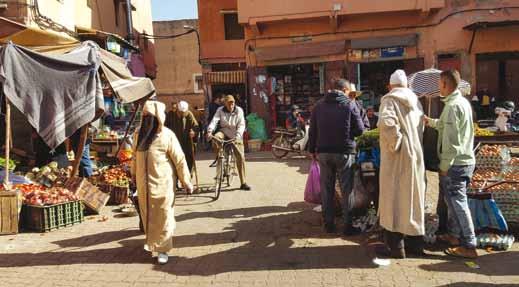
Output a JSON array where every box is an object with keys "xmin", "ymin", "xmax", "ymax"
[{"xmin": 191, "ymin": 140, "xmax": 199, "ymax": 193}]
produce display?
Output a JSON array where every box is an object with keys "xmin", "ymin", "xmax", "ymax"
[
  {"xmin": 474, "ymin": 123, "xmax": 495, "ymax": 137},
  {"xmin": 472, "ymin": 168, "xmax": 501, "ymax": 181},
  {"xmin": 25, "ymin": 162, "xmax": 71, "ymax": 187},
  {"xmin": 509, "ymin": 158, "xmax": 519, "ymax": 166},
  {"xmin": 502, "ymin": 170, "xmax": 519, "ymax": 182},
  {"xmin": 95, "ymin": 127, "xmax": 120, "ymax": 140},
  {"xmin": 15, "ymin": 184, "xmax": 79, "ymax": 206},
  {"xmin": 476, "ymin": 144, "xmax": 511, "ymax": 170},
  {"xmin": 355, "ymin": 128, "xmax": 379, "ymax": 149},
  {"xmin": 101, "ymin": 166, "xmax": 130, "ymax": 187},
  {"xmin": 0, "ymin": 157, "xmax": 18, "ymax": 171},
  {"xmin": 488, "ymin": 183, "xmax": 519, "ymax": 192}
]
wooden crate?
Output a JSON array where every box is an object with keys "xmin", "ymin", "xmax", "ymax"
[
  {"xmin": 65, "ymin": 178, "xmax": 109, "ymax": 214},
  {"xmin": 0, "ymin": 191, "xmax": 20, "ymax": 234}
]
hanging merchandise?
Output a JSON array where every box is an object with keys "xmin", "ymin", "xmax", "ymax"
[
  {"xmin": 246, "ymin": 113, "xmax": 268, "ymax": 141},
  {"xmin": 112, "ymin": 101, "xmax": 121, "ymax": 118}
]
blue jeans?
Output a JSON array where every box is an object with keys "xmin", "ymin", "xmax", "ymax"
[
  {"xmin": 440, "ymin": 165, "xmax": 476, "ymax": 248},
  {"xmin": 318, "ymin": 153, "xmax": 355, "ymax": 227},
  {"xmin": 78, "ymin": 143, "xmax": 93, "ymax": 178}
]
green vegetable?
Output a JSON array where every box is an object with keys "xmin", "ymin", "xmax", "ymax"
[
  {"xmin": 0, "ymin": 157, "xmax": 17, "ymax": 171},
  {"xmin": 355, "ymin": 128, "xmax": 380, "ymax": 149}
]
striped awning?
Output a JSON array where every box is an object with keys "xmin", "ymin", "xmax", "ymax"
[{"xmin": 204, "ymin": 71, "xmax": 246, "ymax": 85}]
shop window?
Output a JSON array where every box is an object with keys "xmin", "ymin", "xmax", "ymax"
[
  {"xmin": 224, "ymin": 13, "xmax": 244, "ymax": 40},
  {"xmin": 194, "ymin": 74, "xmax": 204, "ymax": 93}
]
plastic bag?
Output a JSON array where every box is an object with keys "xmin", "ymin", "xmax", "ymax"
[
  {"xmin": 468, "ymin": 194, "xmax": 508, "ymax": 232},
  {"xmin": 349, "ymin": 169, "xmax": 371, "ymax": 211},
  {"xmin": 246, "ymin": 113, "xmax": 268, "ymax": 141},
  {"xmin": 304, "ymin": 161, "xmax": 321, "ymax": 204}
]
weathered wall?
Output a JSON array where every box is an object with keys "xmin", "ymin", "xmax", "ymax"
[
  {"xmin": 197, "ymin": 0, "xmax": 245, "ymax": 63},
  {"xmin": 242, "ymin": 1, "xmax": 519, "ymax": 87},
  {"xmin": 238, "ymin": 0, "xmax": 445, "ymax": 24},
  {"xmin": 152, "ymin": 19, "xmax": 204, "ymax": 109}
]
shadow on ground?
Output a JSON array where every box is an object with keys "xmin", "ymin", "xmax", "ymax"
[
  {"xmin": 0, "ymin": 203, "xmax": 377, "ymax": 275},
  {"xmin": 419, "ymin": 250, "xmax": 519, "ymax": 276}
]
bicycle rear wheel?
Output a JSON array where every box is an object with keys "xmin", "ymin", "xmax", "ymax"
[{"xmin": 213, "ymin": 158, "xmax": 224, "ymax": 200}]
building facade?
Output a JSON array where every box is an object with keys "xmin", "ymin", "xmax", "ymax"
[
  {"xmin": 152, "ymin": 19, "xmax": 204, "ymax": 113},
  {"xmin": 230, "ymin": 0, "xmax": 519, "ymax": 129},
  {"xmin": 197, "ymin": 0, "xmax": 248, "ymax": 114},
  {"xmin": 0, "ymin": 0, "xmax": 156, "ymax": 77}
]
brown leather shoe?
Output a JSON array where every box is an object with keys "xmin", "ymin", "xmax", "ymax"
[
  {"xmin": 445, "ymin": 246, "xmax": 478, "ymax": 259},
  {"xmin": 437, "ymin": 234, "xmax": 460, "ymax": 246}
]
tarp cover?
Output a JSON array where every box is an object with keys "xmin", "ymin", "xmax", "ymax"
[
  {"xmin": 0, "ymin": 22, "xmax": 80, "ymax": 55},
  {"xmin": 0, "ymin": 41, "xmax": 104, "ymax": 149},
  {"xmin": 99, "ymin": 48, "xmax": 155, "ymax": 103}
]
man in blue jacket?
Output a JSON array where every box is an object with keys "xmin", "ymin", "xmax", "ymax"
[{"xmin": 309, "ymin": 78, "xmax": 366, "ymax": 235}]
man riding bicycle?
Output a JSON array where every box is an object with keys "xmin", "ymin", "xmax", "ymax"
[{"xmin": 207, "ymin": 95, "xmax": 251, "ymax": 191}]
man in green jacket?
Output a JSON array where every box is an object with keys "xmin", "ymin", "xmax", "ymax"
[{"xmin": 425, "ymin": 70, "xmax": 477, "ymax": 259}]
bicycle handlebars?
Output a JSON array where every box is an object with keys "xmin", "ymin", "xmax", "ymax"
[{"xmin": 209, "ymin": 135, "xmax": 236, "ymax": 145}]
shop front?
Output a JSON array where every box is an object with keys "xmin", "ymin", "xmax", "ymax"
[
  {"xmin": 346, "ymin": 34, "xmax": 424, "ymax": 110},
  {"xmin": 248, "ymin": 39, "xmax": 346, "ymax": 131}
]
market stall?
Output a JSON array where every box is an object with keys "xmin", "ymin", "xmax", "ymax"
[{"xmin": 0, "ymin": 38, "xmax": 153, "ymax": 233}]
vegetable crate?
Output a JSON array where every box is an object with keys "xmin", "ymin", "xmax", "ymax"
[
  {"xmin": 108, "ymin": 186, "xmax": 129, "ymax": 205},
  {"xmin": 0, "ymin": 191, "xmax": 20, "ymax": 234},
  {"xmin": 65, "ymin": 178, "xmax": 109, "ymax": 214},
  {"xmin": 21, "ymin": 201, "xmax": 83, "ymax": 232}
]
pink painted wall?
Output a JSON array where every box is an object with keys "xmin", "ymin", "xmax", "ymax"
[
  {"xmin": 197, "ymin": 0, "xmax": 245, "ymax": 63},
  {"xmin": 238, "ymin": 0, "xmax": 445, "ymax": 24},
  {"xmin": 242, "ymin": 1, "xmax": 519, "ymax": 87}
]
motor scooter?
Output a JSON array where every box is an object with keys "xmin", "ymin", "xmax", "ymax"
[{"xmin": 271, "ymin": 124, "xmax": 309, "ymax": 159}]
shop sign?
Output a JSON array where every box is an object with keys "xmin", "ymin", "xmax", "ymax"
[
  {"xmin": 381, "ymin": 47, "xmax": 405, "ymax": 58},
  {"xmin": 362, "ymin": 49, "xmax": 379, "ymax": 59},
  {"xmin": 348, "ymin": 49, "xmax": 362, "ymax": 61}
]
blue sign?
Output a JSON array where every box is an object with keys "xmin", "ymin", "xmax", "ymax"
[{"xmin": 381, "ymin": 47, "xmax": 405, "ymax": 58}]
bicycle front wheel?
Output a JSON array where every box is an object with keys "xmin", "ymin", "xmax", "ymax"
[
  {"xmin": 226, "ymin": 150, "xmax": 237, "ymax": 187},
  {"xmin": 214, "ymin": 158, "xmax": 224, "ymax": 200}
]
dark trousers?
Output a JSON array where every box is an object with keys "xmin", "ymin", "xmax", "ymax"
[
  {"xmin": 436, "ymin": 178, "xmax": 448, "ymax": 234},
  {"xmin": 318, "ymin": 153, "xmax": 355, "ymax": 228},
  {"xmin": 384, "ymin": 230, "xmax": 424, "ymax": 253}
]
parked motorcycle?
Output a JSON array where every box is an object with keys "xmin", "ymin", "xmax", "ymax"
[{"xmin": 271, "ymin": 124, "xmax": 309, "ymax": 159}]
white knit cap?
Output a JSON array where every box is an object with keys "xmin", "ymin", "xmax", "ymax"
[
  {"xmin": 178, "ymin": 101, "xmax": 189, "ymax": 112},
  {"xmin": 390, "ymin": 69, "xmax": 408, "ymax": 87}
]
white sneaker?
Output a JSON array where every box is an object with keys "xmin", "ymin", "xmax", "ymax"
[{"xmin": 157, "ymin": 253, "xmax": 168, "ymax": 265}]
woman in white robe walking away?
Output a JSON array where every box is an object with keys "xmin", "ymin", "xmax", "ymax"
[{"xmin": 131, "ymin": 100, "xmax": 193, "ymax": 265}]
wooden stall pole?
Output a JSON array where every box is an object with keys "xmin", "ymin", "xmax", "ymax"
[
  {"xmin": 69, "ymin": 125, "xmax": 88, "ymax": 179},
  {"xmin": 3, "ymin": 97, "xmax": 11, "ymax": 188}
]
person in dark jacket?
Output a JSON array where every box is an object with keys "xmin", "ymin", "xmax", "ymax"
[
  {"xmin": 309, "ymin": 78, "xmax": 366, "ymax": 235},
  {"xmin": 208, "ymin": 94, "xmax": 223, "ymax": 125}
]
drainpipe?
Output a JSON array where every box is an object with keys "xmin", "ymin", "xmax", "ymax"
[{"xmin": 125, "ymin": 0, "xmax": 134, "ymax": 45}]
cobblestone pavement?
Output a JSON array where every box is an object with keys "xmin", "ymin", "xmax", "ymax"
[{"xmin": 1, "ymin": 152, "xmax": 518, "ymax": 287}]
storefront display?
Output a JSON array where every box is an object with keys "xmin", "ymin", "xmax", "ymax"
[{"xmin": 268, "ymin": 64, "xmax": 322, "ymax": 127}]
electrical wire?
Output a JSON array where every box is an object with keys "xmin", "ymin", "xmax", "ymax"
[{"xmin": 140, "ymin": 30, "xmax": 195, "ymax": 40}]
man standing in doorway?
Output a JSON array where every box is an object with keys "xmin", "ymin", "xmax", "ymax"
[
  {"xmin": 207, "ymin": 95, "xmax": 251, "ymax": 191},
  {"xmin": 425, "ymin": 70, "xmax": 477, "ymax": 259},
  {"xmin": 308, "ymin": 78, "xmax": 365, "ymax": 235},
  {"xmin": 377, "ymin": 70, "xmax": 426, "ymax": 258}
]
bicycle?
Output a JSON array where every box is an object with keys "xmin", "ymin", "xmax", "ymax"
[{"xmin": 210, "ymin": 136, "xmax": 238, "ymax": 200}]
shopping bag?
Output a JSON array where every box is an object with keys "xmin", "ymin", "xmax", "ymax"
[
  {"xmin": 349, "ymin": 169, "xmax": 371, "ymax": 211},
  {"xmin": 304, "ymin": 161, "xmax": 321, "ymax": 204},
  {"xmin": 468, "ymin": 193, "xmax": 508, "ymax": 232}
]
